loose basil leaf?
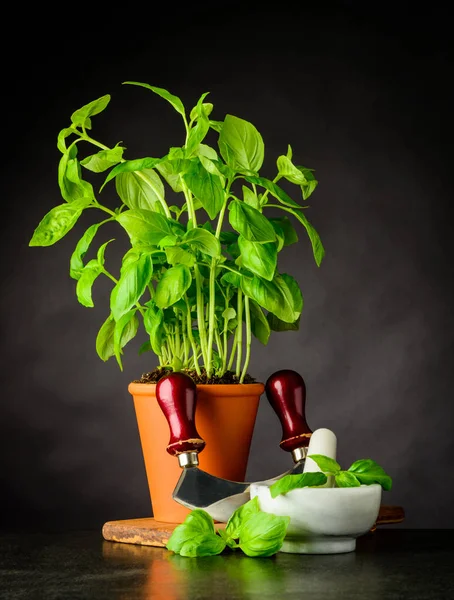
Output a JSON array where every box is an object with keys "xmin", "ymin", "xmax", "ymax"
[
  {"xmin": 335, "ymin": 471, "xmax": 361, "ymax": 488},
  {"xmin": 242, "ymin": 185, "xmax": 260, "ymax": 209},
  {"xmin": 155, "ymin": 264, "xmax": 192, "ymax": 309},
  {"xmin": 58, "ymin": 155, "xmax": 95, "ymax": 203},
  {"xmin": 29, "ymin": 198, "xmax": 90, "ymax": 247},
  {"xmin": 269, "ymin": 217, "xmax": 298, "ymax": 246},
  {"xmin": 277, "ymin": 154, "xmax": 307, "ymax": 185},
  {"xmin": 117, "ymin": 209, "xmax": 173, "ymax": 246},
  {"xmin": 246, "ymin": 176, "xmax": 300, "ymax": 208},
  {"xmin": 267, "ymin": 312, "xmax": 300, "ymax": 332},
  {"xmin": 113, "ymin": 309, "xmax": 139, "ymax": 370},
  {"xmin": 76, "ymin": 259, "xmax": 102, "ymax": 307},
  {"xmin": 167, "ymin": 509, "xmax": 216, "ymax": 554},
  {"xmin": 183, "ymin": 228, "xmax": 221, "ymax": 258},
  {"xmin": 70, "ymin": 223, "xmax": 102, "ymax": 280},
  {"xmin": 225, "ymin": 496, "xmax": 261, "ymax": 541},
  {"xmin": 71, "ymin": 94, "xmax": 110, "ymax": 128},
  {"xmin": 143, "ymin": 301, "xmax": 165, "ymax": 355},
  {"xmin": 183, "ymin": 161, "xmax": 224, "ymax": 220},
  {"xmin": 95, "ymin": 314, "xmax": 116, "ymax": 361},
  {"xmin": 165, "ymin": 246, "xmax": 195, "ymax": 267},
  {"xmin": 248, "ymin": 299, "xmax": 271, "ymax": 345},
  {"xmin": 123, "ymin": 81, "xmax": 185, "ymax": 116},
  {"xmin": 307, "ymin": 454, "xmax": 341, "ymax": 475},
  {"xmin": 81, "ymin": 145, "xmax": 124, "ymax": 173},
  {"xmin": 348, "ymin": 459, "xmax": 393, "ymax": 491},
  {"xmin": 179, "ymin": 533, "xmax": 226, "ymax": 558},
  {"xmin": 241, "ymin": 273, "xmax": 301, "ymax": 323},
  {"xmin": 269, "ymin": 472, "xmax": 328, "ymax": 498},
  {"xmin": 284, "ymin": 207, "xmax": 325, "ymax": 267},
  {"xmin": 239, "ymin": 512, "xmax": 289, "ymax": 558},
  {"xmin": 228, "ymin": 201, "xmax": 276, "ymax": 243},
  {"xmin": 238, "ymin": 237, "xmax": 277, "ymax": 281},
  {"xmin": 110, "ymin": 253, "xmax": 153, "ymax": 321},
  {"xmin": 218, "ymin": 114, "xmax": 264, "ymax": 173},
  {"xmin": 116, "ymin": 168, "xmax": 165, "ymax": 213}
]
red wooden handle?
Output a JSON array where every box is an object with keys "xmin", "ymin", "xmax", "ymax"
[
  {"xmin": 265, "ymin": 369, "xmax": 312, "ymax": 452},
  {"xmin": 156, "ymin": 372, "xmax": 206, "ymax": 457}
]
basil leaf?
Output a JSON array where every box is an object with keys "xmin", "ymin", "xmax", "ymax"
[
  {"xmin": 348, "ymin": 459, "xmax": 393, "ymax": 491},
  {"xmin": 221, "ymin": 271, "xmax": 242, "ymax": 288},
  {"xmin": 239, "ymin": 512, "xmax": 290, "ymax": 557},
  {"xmin": 246, "ymin": 176, "xmax": 300, "ymax": 208},
  {"xmin": 101, "ymin": 156, "xmax": 166, "ymax": 191},
  {"xmin": 167, "ymin": 509, "xmax": 216, "ymax": 554},
  {"xmin": 29, "ymin": 199, "xmax": 90, "ymax": 247},
  {"xmin": 225, "ymin": 496, "xmax": 260, "ymax": 541},
  {"xmin": 210, "ymin": 120, "xmax": 223, "ymax": 132},
  {"xmin": 58, "ymin": 155, "xmax": 95, "ymax": 203},
  {"xmin": 242, "ymin": 185, "xmax": 260, "ymax": 209},
  {"xmin": 186, "ymin": 93, "xmax": 211, "ymax": 156},
  {"xmin": 238, "ymin": 237, "xmax": 277, "ymax": 281},
  {"xmin": 138, "ymin": 341, "xmax": 152, "ymax": 355},
  {"xmin": 81, "ymin": 146, "xmax": 124, "ymax": 173},
  {"xmin": 269, "ymin": 472, "xmax": 328, "ymax": 498},
  {"xmin": 70, "ymin": 223, "xmax": 102, "ymax": 280},
  {"xmin": 143, "ymin": 301, "xmax": 165, "ymax": 355},
  {"xmin": 267, "ymin": 312, "xmax": 300, "ymax": 332},
  {"xmin": 335, "ymin": 471, "xmax": 361, "ymax": 488},
  {"xmin": 183, "ymin": 161, "xmax": 224, "ymax": 220},
  {"xmin": 95, "ymin": 314, "xmax": 116, "ymax": 361},
  {"xmin": 228, "ymin": 201, "xmax": 276, "ymax": 243},
  {"xmin": 113, "ymin": 308, "xmax": 139, "ymax": 370},
  {"xmin": 249, "ymin": 300, "xmax": 270, "ymax": 345},
  {"xmin": 269, "ymin": 217, "xmax": 298, "ymax": 246},
  {"xmin": 286, "ymin": 208, "xmax": 325, "ymax": 267},
  {"xmin": 297, "ymin": 166, "xmax": 318, "ymax": 199},
  {"xmin": 155, "ymin": 264, "xmax": 192, "ymax": 309},
  {"xmin": 183, "ymin": 228, "xmax": 221, "ymax": 258},
  {"xmin": 76, "ymin": 259, "xmax": 102, "ymax": 307},
  {"xmin": 123, "ymin": 81, "xmax": 185, "ymax": 116},
  {"xmin": 179, "ymin": 533, "xmax": 226, "ymax": 557},
  {"xmin": 71, "ymin": 94, "xmax": 110, "ymax": 128},
  {"xmin": 198, "ymin": 155, "xmax": 226, "ymax": 183},
  {"xmin": 156, "ymin": 159, "xmax": 188, "ymax": 193},
  {"xmin": 57, "ymin": 127, "xmax": 75, "ymax": 154},
  {"xmin": 116, "ymin": 168, "xmax": 165, "ymax": 213},
  {"xmin": 165, "ymin": 246, "xmax": 195, "ymax": 267},
  {"xmin": 307, "ymin": 454, "xmax": 341, "ymax": 475},
  {"xmin": 218, "ymin": 115, "xmax": 264, "ymax": 173},
  {"xmin": 197, "ymin": 144, "xmax": 218, "ymax": 160},
  {"xmin": 280, "ymin": 273, "xmax": 303, "ymax": 315},
  {"xmin": 277, "ymin": 155, "xmax": 307, "ymax": 185},
  {"xmin": 241, "ymin": 273, "xmax": 301, "ymax": 323},
  {"xmin": 110, "ymin": 253, "xmax": 153, "ymax": 321},
  {"xmin": 190, "ymin": 102, "xmax": 213, "ymax": 121},
  {"xmin": 117, "ymin": 209, "xmax": 173, "ymax": 246}
]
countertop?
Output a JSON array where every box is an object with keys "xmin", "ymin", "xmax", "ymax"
[{"xmin": 0, "ymin": 529, "xmax": 452, "ymax": 599}]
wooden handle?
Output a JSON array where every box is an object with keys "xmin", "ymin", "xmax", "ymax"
[
  {"xmin": 155, "ymin": 372, "xmax": 206, "ymax": 457},
  {"xmin": 265, "ymin": 369, "xmax": 312, "ymax": 452}
]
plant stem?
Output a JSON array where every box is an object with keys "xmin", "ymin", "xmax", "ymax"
[
  {"xmin": 205, "ymin": 259, "xmax": 217, "ymax": 378},
  {"xmin": 236, "ymin": 290, "xmax": 243, "ymax": 378},
  {"xmin": 240, "ymin": 295, "xmax": 251, "ymax": 383},
  {"xmin": 227, "ymin": 328, "xmax": 238, "ymax": 371},
  {"xmin": 185, "ymin": 295, "xmax": 201, "ymax": 375},
  {"xmin": 174, "ymin": 311, "xmax": 181, "ymax": 359},
  {"xmin": 194, "ymin": 264, "xmax": 208, "ymax": 369}
]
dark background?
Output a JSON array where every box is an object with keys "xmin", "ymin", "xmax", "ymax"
[{"xmin": 1, "ymin": 2, "xmax": 453, "ymax": 530}]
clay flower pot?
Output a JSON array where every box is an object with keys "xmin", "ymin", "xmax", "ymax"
[{"xmin": 129, "ymin": 382, "xmax": 264, "ymax": 523}]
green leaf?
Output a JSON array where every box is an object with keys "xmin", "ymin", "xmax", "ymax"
[
  {"xmin": 347, "ymin": 459, "xmax": 393, "ymax": 491},
  {"xmin": 241, "ymin": 273, "xmax": 301, "ymax": 323},
  {"xmin": 222, "ymin": 307, "xmax": 236, "ymax": 322},
  {"xmin": 156, "ymin": 159, "xmax": 187, "ymax": 193},
  {"xmin": 228, "ymin": 201, "xmax": 276, "ymax": 243},
  {"xmin": 183, "ymin": 228, "xmax": 221, "ymax": 258},
  {"xmin": 96, "ymin": 239, "xmax": 114, "ymax": 265},
  {"xmin": 221, "ymin": 271, "xmax": 242, "ymax": 288},
  {"xmin": 197, "ymin": 144, "xmax": 218, "ymax": 160},
  {"xmin": 269, "ymin": 217, "xmax": 298, "ymax": 246},
  {"xmin": 190, "ymin": 102, "xmax": 213, "ymax": 121},
  {"xmin": 297, "ymin": 166, "xmax": 319, "ymax": 199},
  {"xmin": 96, "ymin": 314, "xmax": 116, "ymax": 361},
  {"xmin": 113, "ymin": 308, "xmax": 139, "ymax": 370},
  {"xmin": 277, "ymin": 155, "xmax": 307, "ymax": 185},
  {"xmin": 117, "ymin": 209, "xmax": 173, "ymax": 246},
  {"xmin": 123, "ymin": 81, "xmax": 185, "ymax": 116},
  {"xmin": 198, "ymin": 155, "xmax": 226, "ymax": 182},
  {"xmin": 267, "ymin": 312, "xmax": 300, "ymax": 332},
  {"xmin": 81, "ymin": 145, "xmax": 124, "ymax": 173},
  {"xmin": 179, "ymin": 533, "xmax": 226, "ymax": 557},
  {"xmin": 280, "ymin": 273, "xmax": 303, "ymax": 315},
  {"xmin": 69, "ymin": 223, "xmax": 102, "ymax": 280},
  {"xmin": 101, "ymin": 156, "xmax": 166, "ymax": 191},
  {"xmin": 57, "ymin": 127, "xmax": 75, "ymax": 153},
  {"xmin": 209, "ymin": 120, "xmax": 223, "ymax": 132},
  {"xmin": 143, "ymin": 301, "xmax": 165, "ymax": 355},
  {"xmin": 183, "ymin": 161, "xmax": 224, "ymax": 220},
  {"xmin": 239, "ymin": 512, "xmax": 290, "ymax": 557},
  {"xmin": 155, "ymin": 264, "xmax": 192, "ymax": 309},
  {"xmin": 29, "ymin": 199, "xmax": 90, "ymax": 247},
  {"xmin": 246, "ymin": 176, "xmax": 300, "ymax": 208},
  {"xmin": 167, "ymin": 509, "xmax": 218, "ymax": 555},
  {"xmin": 269, "ymin": 472, "xmax": 328, "ymax": 498},
  {"xmin": 249, "ymin": 300, "xmax": 270, "ymax": 345},
  {"xmin": 218, "ymin": 114, "xmax": 264, "ymax": 173},
  {"xmin": 283, "ymin": 208, "xmax": 325, "ymax": 267},
  {"xmin": 110, "ymin": 253, "xmax": 153, "ymax": 321},
  {"xmin": 165, "ymin": 246, "xmax": 195, "ymax": 267},
  {"xmin": 138, "ymin": 340, "xmax": 152, "ymax": 355},
  {"xmin": 58, "ymin": 155, "xmax": 95, "ymax": 203},
  {"xmin": 76, "ymin": 259, "xmax": 102, "ymax": 308},
  {"xmin": 307, "ymin": 454, "xmax": 341, "ymax": 475},
  {"xmin": 71, "ymin": 94, "xmax": 110, "ymax": 127},
  {"xmin": 242, "ymin": 186, "xmax": 259, "ymax": 209},
  {"xmin": 238, "ymin": 237, "xmax": 277, "ymax": 281},
  {"xmin": 186, "ymin": 93, "xmax": 210, "ymax": 156},
  {"xmin": 116, "ymin": 168, "xmax": 165, "ymax": 213},
  {"xmin": 225, "ymin": 496, "xmax": 261, "ymax": 541},
  {"xmin": 335, "ymin": 471, "xmax": 361, "ymax": 488}
]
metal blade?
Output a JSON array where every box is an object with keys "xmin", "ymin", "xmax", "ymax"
[{"xmin": 172, "ymin": 467, "xmax": 250, "ymax": 510}]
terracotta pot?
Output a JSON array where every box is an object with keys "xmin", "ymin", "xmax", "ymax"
[{"xmin": 129, "ymin": 382, "xmax": 264, "ymax": 523}]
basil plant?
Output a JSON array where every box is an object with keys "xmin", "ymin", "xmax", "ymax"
[{"xmin": 29, "ymin": 82, "xmax": 324, "ymax": 381}]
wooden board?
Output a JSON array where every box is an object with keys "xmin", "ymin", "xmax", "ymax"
[{"xmin": 102, "ymin": 504, "xmax": 405, "ymax": 547}]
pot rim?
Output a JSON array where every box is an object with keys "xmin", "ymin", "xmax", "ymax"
[{"xmin": 128, "ymin": 381, "xmax": 265, "ymax": 396}]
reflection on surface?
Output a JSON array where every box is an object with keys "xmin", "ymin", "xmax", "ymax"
[{"xmin": 102, "ymin": 536, "xmax": 385, "ymax": 600}]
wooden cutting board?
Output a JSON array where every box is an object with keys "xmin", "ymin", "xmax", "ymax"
[{"xmin": 102, "ymin": 504, "xmax": 405, "ymax": 547}]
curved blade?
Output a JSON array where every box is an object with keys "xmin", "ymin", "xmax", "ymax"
[{"xmin": 172, "ymin": 468, "xmax": 250, "ymax": 510}]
